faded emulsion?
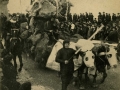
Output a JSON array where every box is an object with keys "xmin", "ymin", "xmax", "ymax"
[{"xmin": 0, "ymin": 0, "xmax": 120, "ymax": 90}]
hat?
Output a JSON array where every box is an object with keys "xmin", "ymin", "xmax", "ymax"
[{"xmin": 63, "ymin": 39, "xmax": 70, "ymax": 48}]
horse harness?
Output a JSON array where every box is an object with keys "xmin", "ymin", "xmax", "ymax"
[
  {"xmin": 11, "ymin": 29, "xmax": 19, "ymax": 37},
  {"xmin": 97, "ymin": 46, "xmax": 111, "ymax": 64}
]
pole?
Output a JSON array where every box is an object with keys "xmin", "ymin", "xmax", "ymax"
[
  {"xmin": 88, "ymin": 24, "xmax": 104, "ymax": 40},
  {"xmin": 75, "ymin": 24, "xmax": 104, "ymax": 54}
]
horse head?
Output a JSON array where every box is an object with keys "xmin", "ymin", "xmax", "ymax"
[
  {"xmin": 73, "ymin": 50, "xmax": 95, "ymax": 75},
  {"xmin": 82, "ymin": 50, "xmax": 95, "ymax": 69},
  {"xmin": 75, "ymin": 39, "xmax": 95, "ymax": 70},
  {"xmin": 106, "ymin": 46, "xmax": 118, "ymax": 68}
]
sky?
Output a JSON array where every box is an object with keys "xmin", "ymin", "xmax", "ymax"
[
  {"xmin": 7, "ymin": 0, "xmax": 31, "ymax": 13},
  {"xmin": 7, "ymin": 0, "xmax": 120, "ymax": 18},
  {"xmin": 70, "ymin": 0, "xmax": 120, "ymax": 17}
]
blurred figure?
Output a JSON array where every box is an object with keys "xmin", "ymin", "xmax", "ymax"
[
  {"xmin": 112, "ymin": 13, "xmax": 117, "ymax": 21},
  {"xmin": 102, "ymin": 12, "xmax": 106, "ymax": 22},
  {"xmin": 1, "ymin": 53, "xmax": 20, "ymax": 90},
  {"xmin": 107, "ymin": 27, "xmax": 118, "ymax": 43},
  {"xmin": 19, "ymin": 82, "xmax": 31, "ymax": 90},
  {"xmin": 98, "ymin": 12, "xmax": 102, "ymax": 22},
  {"xmin": 1, "ymin": 84, "xmax": 9, "ymax": 90},
  {"xmin": 87, "ymin": 24, "xmax": 96, "ymax": 39},
  {"xmin": 0, "ymin": 13, "xmax": 7, "ymax": 40},
  {"xmin": 117, "ymin": 40, "xmax": 120, "ymax": 63}
]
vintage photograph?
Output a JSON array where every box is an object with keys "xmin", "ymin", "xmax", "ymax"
[{"xmin": 0, "ymin": 0, "xmax": 120, "ymax": 90}]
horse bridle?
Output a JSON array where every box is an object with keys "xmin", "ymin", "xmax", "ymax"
[{"xmin": 10, "ymin": 37, "xmax": 21, "ymax": 42}]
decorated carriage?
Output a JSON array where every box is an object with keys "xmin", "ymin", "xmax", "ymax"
[{"xmin": 20, "ymin": 0, "xmax": 118, "ymax": 71}]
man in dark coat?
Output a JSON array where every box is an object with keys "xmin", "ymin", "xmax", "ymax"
[
  {"xmin": 103, "ymin": 25, "xmax": 110, "ymax": 39},
  {"xmin": 82, "ymin": 23, "xmax": 89, "ymax": 39},
  {"xmin": 98, "ymin": 12, "xmax": 102, "ymax": 22},
  {"xmin": 4, "ymin": 15, "xmax": 21, "ymax": 51},
  {"xmin": 55, "ymin": 40, "xmax": 76, "ymax": 90},
  {"xmin": 112, "ymin": 13, "xmax": 117, "ymax": 21},
  {"xmin": 107, "ymin": 27, "xmax": 118, "ymax": 43},
  {"xmin": 73, "ymin": 13, "xmax": 78, "ymax": 23},
  {"xmin": 0, "ymin": 13, "xmax": 7, "ymax": 40},
  {"xmin": 89, "ymin": 13, "xmax": 93, "ymax": 23},
  {"xmin": 106, "ymin": 13, "xmax": 109, "ymax": 24},
  {"xmin": 67, "ymin": 13, "xmax": 72, "ymax": 22},
  {"xmin": 102, "ymin": 12, "xmax": 106, "ymax": 22},
  {"xmin": 108, "ymin": 14, "xmax": 111, "ymax": 22},
  {"xmin": 87, "ymin": 24, "xmax": 96, "ymax": 39}
]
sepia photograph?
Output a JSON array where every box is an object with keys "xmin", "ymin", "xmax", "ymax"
[{"xmin": 0, "ymin": 0, "xmax": 120, "ymax": 90}]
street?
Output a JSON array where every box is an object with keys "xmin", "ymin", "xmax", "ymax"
[
  {"xmin": 16, "ymin": 53, "xmax": 120, "ymax": 90},
  {"xmin": 1, "ymin": 0, "xmax": 120, "ymax": 90}
]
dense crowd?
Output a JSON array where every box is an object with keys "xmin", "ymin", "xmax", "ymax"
[
  {"xmin": 0, "ymin": 12, "xmax": 120, "ymax": 43},
  {"xmin": 0, "ymin": 13, "xmax": 31, "ymax": 90},
  {"xmin": 64, "ymin": 12, "xmax": 120, "ymax": 42},
  {"xmin": 29, "ymin": 12, "xmax": 120, "ymax": 43},
  {"xmin": 0, "ymin": 11, "xmax": 120, "ymax": 90}
]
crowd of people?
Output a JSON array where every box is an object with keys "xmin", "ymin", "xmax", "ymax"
[
  {"xmin": 65, "ymin": 12, "xmax": 120, "ymax": 42},
  {"xmin": 0, "ymin": 49, "xmax": 31, "ymax": 90},
  {"xmin": 0, "ymin": 12, "xmax": 120, "ymax": 43},
  {"xmin": 29, "ymin": 12, "xmax": 120, "ymax": 43},
  {"xmin": 0, "ymin": 11, "xmax": 120, "ymax": 90},
  {"xmin": 0, "ymin": 13, "xmax": 31, "ymax": 90}
]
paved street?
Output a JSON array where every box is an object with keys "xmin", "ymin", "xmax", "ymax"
[
  {"xmin": 1, "ymin": 39, "xmax": 120, "ymax": 90},
  {"xmin": 15, "ymin": 53, "xmax": 120, "ymax": 90}
]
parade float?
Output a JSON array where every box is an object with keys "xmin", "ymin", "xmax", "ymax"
[
  {"xmin": 24, "ymin": 0, "xmax": 119, "ymax": 71},
  {"xmin": 29, "ymin": 0, "xmax": 72, "ymax": 18}
]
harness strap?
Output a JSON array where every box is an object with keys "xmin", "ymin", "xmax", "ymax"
[
  {"xmin": 10, "ymin": 37, "xmax": 21, "ymax": 43},
  {"xmin": 98, "ymin": 56, "xmax": 105, "ymax": 63},
  {"xmin": 11, "ymin": 29, "xmax": 19, "ymax": 31},
  {"xmin": 11, "ymin": 37, "xmax": 17, "ymax": 39}
]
